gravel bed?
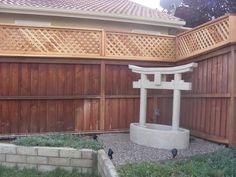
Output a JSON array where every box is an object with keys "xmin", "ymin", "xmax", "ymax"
[{"xmin": 98, "ymin": 133, "xmax": 225, "ymax": 166}]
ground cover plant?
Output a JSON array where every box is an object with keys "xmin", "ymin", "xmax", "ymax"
[
  {"xmin": 118, "ymin": 148, "xmax": 236, "ymax": 177},
  {"xmin": 0, "ymin": 166, "xmax": 100, "ymax": 177},
  {"xmin": 13, "ymin": 134, "xmax": 103, "ymax": 150}
]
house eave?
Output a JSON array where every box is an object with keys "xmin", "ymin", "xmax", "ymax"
[{"xmin": 0, "ymin": 4, "xmax": 186, "ymax": 28}]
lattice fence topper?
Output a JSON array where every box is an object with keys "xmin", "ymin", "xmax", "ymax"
[
  {"xmin": 0, "ymin": 25, "xmax": 102, "ymax": 56},
  {"xmin": 105, "ymin": 32, "xmax": 176, "ymax": 60},
  {"xmin": 0, "ymin": 14, "xmax": 234, "ymax": 60},
  {"xmin": 177, "ymin": 16, "xmax": 229, "ymax": 59}
]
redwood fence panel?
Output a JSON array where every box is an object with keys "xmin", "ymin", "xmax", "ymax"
[
  {"xmin": 0, "ymin": 62, "xmax": 102, "ymax": 134},
  {"xmin": 176, "ymin": 46, "xmax": 235, "ymax": 146},
  {"xmin": 180, "ymin": 52, "xmax": 231, "ymax": 143},
  {"xmin": 0, "ymin": 45, "xmax": 236, "ymax": 147},
  {"xmin": 0, "ymin": 58, "xmax": 168, "ymax": 135}
]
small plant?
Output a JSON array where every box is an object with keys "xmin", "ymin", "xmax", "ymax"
[
  {"xmin": 118, "ymin": 148, "xmax": 236, "ymax": 177},
  {"xmin": 0, "ymin": 166, "xmax": 100, "ymax": 177},
  {"xmin": 13, "ymin": 134, "xmax": 103, "ymax": 150}
]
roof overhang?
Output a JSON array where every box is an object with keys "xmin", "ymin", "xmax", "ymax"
[{"xmin": 0, "ymin": 4, "xmax": 186, "ymax": 28}]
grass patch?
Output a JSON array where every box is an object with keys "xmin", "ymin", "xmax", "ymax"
[
  {"xmin": 0, "ymin": 166, "xmax": 100, "ymax": 177},
  {"xmin": 13, "ymin": 134, "xmax": 103, "ymax": 150},
  {"xmin": 118, "ymin": 148, "xmax": 236, "ymax": 177}
]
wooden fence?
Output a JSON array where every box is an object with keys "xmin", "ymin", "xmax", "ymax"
[
  {"xmin": 176, "ymin": 14, "xmax": 236, "ymax": 60},
  {"xmin": 0, "ymin": 14, "xmax": 236, "ymax": 146},
  {"xmin": 179, "ymin": 47, "xmax": 233, "ymax": 145},
  {"xmin": 0, "ymin": 58, "xmax": 170, "ymax": 134},
  {"xmin": 186, "ymin": 45, "xmax": 236, "ymax": 147},
  {"xmin": 1, "ymin": 50, "xmax": 235, "ymax": 146}
]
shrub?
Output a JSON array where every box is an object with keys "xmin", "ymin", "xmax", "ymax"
[
  {"xmin": 0, "ymin": 166, "xmax": 100, "ymax": 177},
  {"xmin": 118, "ymin": 148, "xmax": 236, "ymax": 177},
  {"xmin": 13, "ymin": 134, "xmax": 103, "ymax": 150}
]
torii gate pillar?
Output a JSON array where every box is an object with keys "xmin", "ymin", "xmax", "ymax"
[
  {"xmin": 172, "ymin": 73, "xmax": 181, "ymax": 131},
  {"xmin": 139, "ymin": 74, "xmax": 148, "ymax": 126}
]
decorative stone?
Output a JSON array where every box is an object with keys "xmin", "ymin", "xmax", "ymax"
[{"xmin": 129, "ymin": 63, "xmax": 197, "ymax": 149}]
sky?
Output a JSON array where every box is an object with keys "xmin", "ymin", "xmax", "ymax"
[{"xmin": 131, "ymin": 0, "xmax": 161, "ymax": 9}]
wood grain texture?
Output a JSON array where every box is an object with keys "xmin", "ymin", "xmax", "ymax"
[{"xmin": 0, "ymin": 63, "xmax": 100, "ymax": 97}]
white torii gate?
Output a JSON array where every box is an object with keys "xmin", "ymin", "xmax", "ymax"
[{"xmin": 129, "ymin": 63, "xmax": 198, "ymax": 131}]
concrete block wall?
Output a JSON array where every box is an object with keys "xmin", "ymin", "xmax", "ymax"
[
  {"xmin": 97, "ymin": 150, "xmax": 119, "ymax": 177},
  {"xmin": 0, "ymin": 143, "xmax": 97, "ymax": 174}
]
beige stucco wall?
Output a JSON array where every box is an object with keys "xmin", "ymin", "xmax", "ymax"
[{"xmin": 0, "ymin": 13, "xmax": 170, "ymax": 34}]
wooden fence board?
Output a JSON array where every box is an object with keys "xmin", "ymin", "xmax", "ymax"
[{"xmin": 234, "ymin": 99, "xmax": 236, "ymax": 144}]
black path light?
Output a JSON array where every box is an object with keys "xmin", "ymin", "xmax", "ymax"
[
  {"xmin": 171, "ymin": 148, "xmax": 178, "ymax": 158},
  {"xmin": 108, "ymin": 148, "xmax": 114, "ymax": 159},
  {"xmin": 92, "ymin": 134, "xmax": 98, "ymax": 141}
]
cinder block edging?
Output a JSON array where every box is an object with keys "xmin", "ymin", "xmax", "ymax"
[
  {"xmin": 0, "ymin": 143, "xmax": 120, "ymax": 177},
  {"xmin": 0, "ymin": 143, "xmax": 97, "ymax": 174},
  {"xmin": 97, "ymin": 150, "xmax": 119, "ymax": 177}
]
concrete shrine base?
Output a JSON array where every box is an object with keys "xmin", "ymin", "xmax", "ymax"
[{"xmin": 130, "ymin": 123, "xmax": 190, "ymax": 149}]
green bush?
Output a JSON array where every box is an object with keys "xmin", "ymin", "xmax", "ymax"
[
  {"xmin": 13, "ymin": 134, "xmax": 103, "ymax": 150},
  {"xmin": 0, "ymin": 166, "xmax": 100, "ymax": 177},
  {"xmin": 118, "ymin": 148, "xmax": 236, "ymax": 177}
]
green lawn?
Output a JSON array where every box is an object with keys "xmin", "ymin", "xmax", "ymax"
[
  {"xmin": 0, "ymin": 166, "xmax": 100, "ymax": 177},
  {"xmin": 13, "ymin": 134, "xmax": 103, "ymax": 150},
  {"xmin": 118, "ymin": 148, "xmax": 236, "ymax": 177}
]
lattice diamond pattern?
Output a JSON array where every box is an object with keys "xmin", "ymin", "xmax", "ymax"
[
  {"xmin": 0, "ymin": 16, "xmax": 233, "ymax": 61},
  {"xmin": 177, "ymin": 18, "xmax": 229, "ymax": 58},
  {"xmin": 0, "ymin": 26, "xmax": 102, "ymax": 55},
  {"xmin": 105, "ymin": 32, "xmax": 176, "ymax": 60}
]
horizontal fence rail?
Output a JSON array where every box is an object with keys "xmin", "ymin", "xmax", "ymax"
[{"xmin": 0, "ymin": 14, "xmax": 236, "ymax": 61}]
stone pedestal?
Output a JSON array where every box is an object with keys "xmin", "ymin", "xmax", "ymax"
[{"xmin": 130, "ymin": 123, "xmax": 190, "ymax": 149}]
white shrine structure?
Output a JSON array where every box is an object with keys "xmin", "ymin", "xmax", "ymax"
[{"xmin": 129, "ymin": 63, "xmax": 198, "ymax": 149}]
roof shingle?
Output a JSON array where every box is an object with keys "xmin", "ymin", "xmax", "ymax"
[{"xmin": 0, "ymin": 0, "xmax": 183, "ymax": 22}]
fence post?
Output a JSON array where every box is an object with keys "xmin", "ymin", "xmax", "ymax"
[
  {"xmin": 99, "ymin": 61, "xmax": 106, "ymax": 131},
  {"xmin": 228, "ymin": 46, "xmax": 236, "ymax": 147},
  {"xmin": 229, "ymin": 15, "xmax": 236, "ymax": 43},
  {"xmin": 101, "ymin": 30, "xmax": 106, "ymax": 57}
]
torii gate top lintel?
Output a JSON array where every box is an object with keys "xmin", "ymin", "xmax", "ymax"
[{"xmin": 129, "ymin": 63, "xmax": 198, "ymax": 75}]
